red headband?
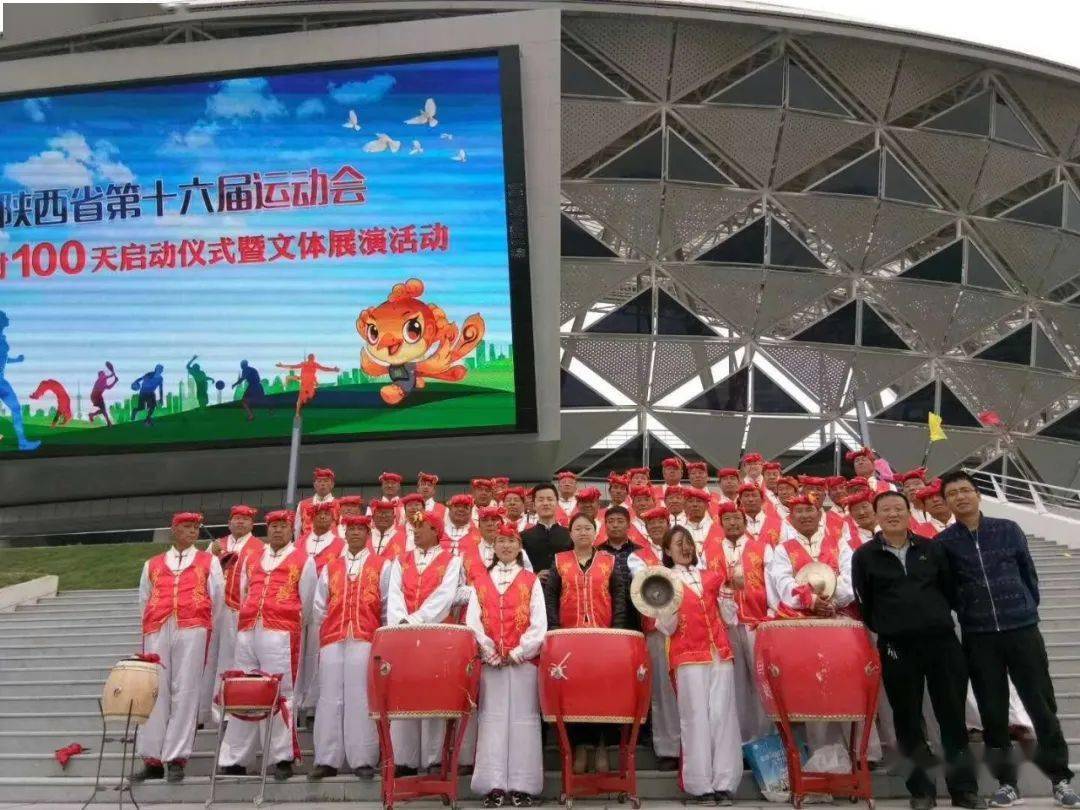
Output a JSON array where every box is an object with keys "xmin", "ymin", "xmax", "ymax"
[
  {"xmin": 496, "ymin": 523, "xmax": 520, "ymax": 539},
  {"xmin": 627, "ymin": 467, "xmax": 649, "ymax": 478},
  {"xmin": 847, "ymin": 476, "xmax": 870, "ymax": 490},
  {"xmin": 172, "ymin": 512, "xmax": 203, "ymax": 527},
  {"xmin": 265, "ymin": 509, "xmax": 294, "ymax": 524},
  {"xmin": 379, "ymin": 472, "xmax": 403, "ymax": 484},
  {"xmin": 629, "ymin": 485, "xmax": 654, "ymax": 499},
  {"xmin": 916, "ymin": 479, "xmax": 943, "ymax": 500},
  {"xmin": 717, "ymin": 501, "xmax": 740, "ymax": 516},
  {"xmin": 410, "ymin": 511, "xmax": 444, "ymax": 535},
  {"xmin": 845, "ymin": 447, "xmax": 875, "ymax": 462},
  {"xmin": 685, "ymin": 461, "xmax": 708, "ymax": 473},
  {"xmin": 341, "ymin": 515, "xmax": 372, "ymax": 528},
  {"xmin": 717, "ymin": 467, "xmax": 740, "ymax": 478},
  {"xmin": 313, "ymin": 467, "xmax": 335, "ymax": 481},
  {"xmin": 799, "ymin": 475, "xmax": 828, "ymax": 487},
  {"xmin": 843, "ymin": 491, "xmax": 873, "ymax": 509},
  {"xmin": 664, "ymin": 485, "xmax": 686, "ymax": 497},
  {"xmin": 607, "ymin": 473, "xmax": 629, "ymax": 486},
  {"xmin": 661, "ymin": 458, "xmax": 683, "ymax": 469},
  {"xmin": 777, "ymin": 476, "xmax": 800, "ymax": 489},
  {"xmin": 449, "ymin": 494, "xmax": 475, "ymax": 507},
  {"xmin": 897, "ymin": 467, "xmax": 928, "ymax": 483},
  {"xmin": 229, "ymin": 505, "xmax": 257, "ymax": 519},
  {"xmin": 684, "ymin": 487, "xmax": 712, "ymax": 502},
  {"xmin": 399, "ymin": 493, "xmax": 425, "ymax": 506},
  {"xmin": 576, "ymin": 487, "xmax": 601, "ymax": 502},
  {"xmin": 501, "ymin": 486, "xmax": 526, "ymax": 500},
  {"xmin": 311, "ymin": 501, "xmax": 336, "ymax": 515},
  {"xmin": 370, "ymin": 498, "xmax": 398, "ymax": 512},
  {"xmin": 491, "ymin": 477, "xmax": 510, "ymax": 486},
  {"xmin": 477, "ymin": 506, "xmax": 505, "ymax": 521},
  {"xmin": 642, "ymin": 506, "xmax": 670, "ymax": 521},
  {"xmin": 556, "ymin": 470, "xmax": 577, "ymax": 481},
  {"xmin": 337, "ymin": 495, "xmax": 364, "ymax": 507},
  {"xmin": 742, "ymin": 452, "xmax": 763, "ymax": 464},
  {"xmin": 788, "ymin": 494, "xmax": 819, "ymax": 508},
  {"xmin": 417, "ymin": 471, "xmax": 439, "ymax": 485},
  {"xmin": 471, "ymin": 478, "xmax": 493, "ymax": 489},
  {"xmin": 763, "ymin": 461, "xmax": 782, "ymax": 471},
  {"xmin": 826, "ymin": 475, "xmax": 846, "ymax": 488},
  {"xmin": 736, "ymin": 484, "xmax": 762, "ymax": 498}
]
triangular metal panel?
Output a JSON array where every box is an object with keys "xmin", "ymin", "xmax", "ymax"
[
  {"xmin": 1040, "ymin": 301, "xmax": 1080, "ymax": 364},
  {"xmin": 758, "ymin": 270, "xmax": 850, "ymax": 336},
  {"xmin": 938, "ymin": 359, "xmax": 1030, "ymax": 426},
  {"xmin": 773, "ymin": 112, "xmax": 874, "ymax": 186},
  {"xmin": 761, "ymin": 342, "xmax": 855, "ymax": 413},
  {"xmin": 800, "ymin": 34, "xmax": 901, "ymax": 119},
  {"xmin": 863, "ymin": 277, "xmax": 962, "ymax": 353},
  {"xmin": 890, "ymin": 128, "xmax": 987, "ymax": 209},
  {"xmin": 845, "ymin": 349, "xmax": 931, "ymax": 409},
  {"xmin": 651, "ymin": 340, "xmax": 740, "ymax": 402},
  {"xmin": 1014, "ymin": 369, "xmax": 1080, "ymax": 425},
  {"xmin": 664, "ymin": 265, "xmax": 763, "ymax": 335},
  {"xmin": 887, "ymin": 50, "xmax": 981, "ymax": 120},
  {"xmin": 865, "ymin": 422, "xmax": 932, "ymax": 472},
  {"xmin": 924, "ymin": 427, "xmax": 996, "ymax": 475},
  {"xmin": 676, "ymin": 105, "xmax": 783, "ymax": 185},
  {"xmin": 563, "ymin": 181, "xmax": 663, "ymax": 259},
  {"xmin": 562, "ymin": 99, "xmax": 658, "ymax": 173},
  {"xmin": 1015, "ymin": 436, "xmax": 1080, "ymax": 488},
  {"xmin": 973, "ymin": 218, "xmax": 1080, "ymax": 296},
  {"xmin": 1002, "ymin": 72, "xmax": 1080, "ymax": 154},
  {"xmin": 561, "ymin": 260, "xmax": 648, "ymax": 323},
  {"xmin": 969, "ymin": 141, "xmax": 1057, "ymax": 210},
  {"xmin": 943, "ymin": 288, "xmax": 1026, "ymax": 350},
  {"xmin": 745, "ymin": 415, "xmax": 830, "ymax": 462},
  {"xmin": 670, "ymin": 21, "xmax": 772, "ymax": 101},
  {"xmin": 564, "ymin": 16, "xmax": 674, "ymax": 99},
  {"xmin": 774, "ymin": 193, "xmax": 878, "ymax": 269},
  {"xmin": 555, "ymin": 409, "xmax": 641, "ymax": 469},
  {"xmin": 565, "ymin": 335, "xmax": 652, "ymax": 404},
  {"xmin": 659, "ymin": 185, "xmax": 760, "ymax": 259},
  {"xmin": 863, "ymin": 201, "xmax": 956, "ymax": 269},
  {"xmin": 654, "ymin": 410, "xmax": 747, "ymax": 469}
]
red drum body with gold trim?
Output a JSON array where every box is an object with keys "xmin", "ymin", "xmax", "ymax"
[
  {"xmin": 539, "ymin": 628, "xmax": 651, "ymax": 723},
  {"xmin": 754, "ymin": 618, "xmax": 880, "ymax": 721},
  {"xmin": 368, "ymin": 623, "xmax": 479, "ymax": 719},
  {"xmin": 221, "ymin": 674, "xmax": 280, "ymax": 719}
]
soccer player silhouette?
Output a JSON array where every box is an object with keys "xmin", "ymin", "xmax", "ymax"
[
  {"xmin": 276, "ymin": 354, "xmax": 340, "ymax": 414},
  {"xmin": 131, "ymin": 365, "xmax": 165, "ymax": 425},
  {"xmin": 232, "ymin": 360, "xmax": 266, "ymax": 422},
  {"xmin": 89, "ymin": 363, "xmax": 119, "ymax": 426},
  {"xmin": 0, "ymin": 311, "xmax": 41, "ymax": 451},
  {"xmin": 186, "ymin": 355, "xmax": 211, "ymax": 408}
]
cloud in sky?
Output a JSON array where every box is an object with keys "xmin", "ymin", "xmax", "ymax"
[
  {"xmin": 206, "ymin": 77, "xmax": 287, "ymax": 120},
  {"xmin": 328, "ymin": 74, "xmax": 396, "ymax": 106},
  {"xmin": 296, "ymin": 98, "xmax": 326, "ymax": 119},
  {"xmin": 22, "ymin": 98, "xmax": 50, "ymax": 123},
  {"xmin": 3, "ymin": 131, "xmax": 135, "ymax": 190},
  {"xmin": 160, "ymin": 120, "xmax": 220, "ymax": 154}
]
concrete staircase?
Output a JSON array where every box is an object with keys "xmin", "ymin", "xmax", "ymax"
[{"xmin": 0, "ymin": 537, "xmax": 1077, "ymax": 804}]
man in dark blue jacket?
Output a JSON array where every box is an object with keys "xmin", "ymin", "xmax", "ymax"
[{"xmin": 938, "ymin": 471, "xmax": 1077, "ymax": 808}]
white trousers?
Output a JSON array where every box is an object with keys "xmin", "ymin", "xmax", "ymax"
[
  {"xmin": 205, "ymin": 608, "xmax": 242, "ymax": 724},
  {"xmin": 965, "ymin": 679, "xmax": 1034, "ymax": 732},
  {"xmin": 675, "ymin": 656, "xmax": 743, "ymax": 796},
  {"xmin": 313, "ymin": 639, "xmax": 380, "ymax": 769},
  {"xmin": 297, "ymin": 623, "xmax": 320, "ymax": 710},
  {"xmin": 217, "ymin": 626, "xmax": 298, "ymax": 767},
  {"xmin": 726, "ymin": 623, "xmax": 770, "ymax": 743},
  {"xmin": 645, "ymin": 631, "xmax": 680, "ymax": 757},
  {"xmin": 137, "ymin": 620, "xmax": 208, "ymax": 764},
  {"xmin": 471, "ymin": 664, "xmax": 544, "ymax": 796},
  {"xmin": 390, "ymin": 717, "xmax": 447, "ymax": 769}
]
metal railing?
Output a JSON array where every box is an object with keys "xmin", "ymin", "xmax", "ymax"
[{"xmin": 963, "ymin": 467, "xmax": 1080, "ymax": 517}]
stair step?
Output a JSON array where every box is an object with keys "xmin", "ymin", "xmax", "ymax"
[
  {"xmin": 0, "ymin": 644, "xmax": 140, "ymax": 659},
  {"xmin": 0, "ymin": 654, "xmax": 133, "ymax": 671},
  {"xmin": 1057, "ymin": 693, "xmax": 1080, "ymax": 714},
  {"xmin": 13, "ymin": 604, "xmax": 140, "ymax": 617},
  {"xmin": 0, "ymin": 695, "xmax": 107, "ymax": 714},
  {"xmin": 1, "ymin": 680, "xmax": 107, "ymax": 697},
  {"xmin": 0, "ymin": 617, "xmax": 141, "ymax": 631},
  {"xmin": 1038, "ymin": 618, "xmax": 1080, "ymax": 630},
  {"xmin": 0, "ymin": 631, "xmax": 141, "ymax": 644},
  {"xmin": 0, "ymin": 666, "xmax": 113, "ymax": 683},
  {"xmin": 0, "ymin": 727, "xmax": 315, "ymax": 755}
]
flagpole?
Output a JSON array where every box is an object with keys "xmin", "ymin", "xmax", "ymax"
[{"xmin": 286, "ymin": 411, "xmax": 302, "ymax": 510}]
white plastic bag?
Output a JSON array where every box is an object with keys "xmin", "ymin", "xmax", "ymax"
[{"xmin": 802, "ymin": 742, "xmax": 851, "ymax": 774}]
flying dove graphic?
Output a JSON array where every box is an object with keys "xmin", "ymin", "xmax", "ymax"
[{"xmin": 405, "ymin": 98, "xmax": 438, "ymax": 127}]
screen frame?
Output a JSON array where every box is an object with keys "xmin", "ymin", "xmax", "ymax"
[{"xmin": 0, "ymin": 44, "xmax": 538, "ymax": 458}]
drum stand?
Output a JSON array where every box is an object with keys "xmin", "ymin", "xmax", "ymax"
[
  {"xmin": 763, "ymin": 663, "xmax": 881, "ymax": 809},
  {"xmin": 82, "ymin": 699, "xmax": 141, "ymax": 810},
  {"xmin": 205, "ymin": 676, "xmax": 282, "ymax": 808},
  {"xmin": 550, "ymin": 683, "xmax": 650, "ymax": 809},
  {"xmin": 371, "ymin": 654, "xmax": 481, "ymax": 810}
]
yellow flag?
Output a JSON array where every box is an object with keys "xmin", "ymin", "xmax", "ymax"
[{"xmin": 928, "ymin": 412, "xmax": 947, "ymax": 442}]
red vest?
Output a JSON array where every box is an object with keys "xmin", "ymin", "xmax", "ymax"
[
  {"xmin": 746, "ymin": 511, "xmax": 783, "ymax": 547},
  {"xmin": 142, "ymin": 550, "xmax": 214, "ymax": 635},
  {"xmin": 220, "ymin": 536, "xmax": 264, "ymax": 611},
  {"xmin": 737, "ymin": 537, "xmax": 770, "ymax": 626},
  {"xmin": 368, "ymin": 527, "xmax": 408, "ymax": 562},
  {"xmin": 298, "ymin": 498, "xmax": 340, "ymax": 539},
  {"xmin": 446, "ymin": 526, "xmax": 482, "ymax": 555},
  {"xmin": 305, "ymin": 535, "xmax": 345, "ymax": 573},
  {"xmin": 473, "ymin": 568, "xmax": 538, "ymax": 659},
  {"xmin": 667, "ymin": 570, "xmax": 732, "ymax": 670},
  {"xmin": 319, "ymin": 553, "xmax": 385, "ymax": 647},
  {"xmin": 910, "ymin": 517, "xmax": 937, "ymax": 539},
  {"xmin": 631, "ymin": 543, "xmax": 664, "ymax": 633},
  {"xmin": 237, "ymin": 546, "xmax": 308, "ymax": 679},
  {"xmin": 554, "ymin": 550, "xmax": 614, "ymax": 628},
  {"xmin": 698, "ymin": 522, "xmax": 730, "ymax": 567},
  {"xmin": 777, "ymin": 526, "xmax": 843, "ymax": 619},
  {"xmin": 400, "ymin": 549, "xmax": 454, "ymax": 614}
]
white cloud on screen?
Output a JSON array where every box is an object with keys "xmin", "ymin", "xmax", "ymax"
[
  {"xmin": 3, "ymin": 131, "xmax": 135, "ymax": 190},
  {"xmin": 160, "ymin": 121, "xmax": 220, "ymax": 154},
  {"xmin": 296, "ymin": 98, "xmax": 326, "ymax": 118},
  {"xmin": 328, "ymin": 75, "xmax": 396, "ymax": 106},
  {"xmin": 22, "ymin": 98, "xmax": 50, "ymax": 123},
  {"xmin": 206, "ymin": 77, "xmax": 286, "ymax": 120}
]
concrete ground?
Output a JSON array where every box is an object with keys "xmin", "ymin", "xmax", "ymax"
[{"xmin": 0, "ymin": 802, "xmax": 1065, "ymax": 810}]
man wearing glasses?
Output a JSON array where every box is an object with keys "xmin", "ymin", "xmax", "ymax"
[{"xmin": 937, "ymin": 471, "xmax": 1078, "ymax": 809}]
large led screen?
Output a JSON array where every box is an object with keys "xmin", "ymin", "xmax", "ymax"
[{"xmin": 0, "ymin": 48, "xmax": 534, "ymax": 456}]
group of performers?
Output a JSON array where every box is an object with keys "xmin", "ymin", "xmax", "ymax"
[{"xmin": 132, "ymin": 451, "xmax": 1064, "ymax": 807}]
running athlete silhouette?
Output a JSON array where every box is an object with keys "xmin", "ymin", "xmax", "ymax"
[
  {"xmin": 29, "ymin": 379, "xmax": 72, "ymax": 426},
  {"xmin": 186, "ymin": 355, "xmax": 211, "ymax": 408},
  {"xmin": 0, "ymin": 311, "xmax": 41, "ymax": 451},
  {"xmin": 232, "ymin": 360, "xmax": 266, "ymax": 422},
  {"xmin": 131, "ymin": 365, "xmax": 165, "ymax": 425},
  {"xmin": 89, "ymin": 363, "xmax": 119, "ymax": 426},
  {"xmin": 276, "ymin": 354, "xmax": 340, "ymax": 414}
]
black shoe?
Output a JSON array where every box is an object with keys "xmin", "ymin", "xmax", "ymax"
[
  {"xmin": 221, "ymin": 764, "xmax": 247, "ymax": 776},
  {"xmin": 911, "ymin": 797, "xmax": 937, "ymax": 810},
  {"xmin": 714, "ymin": 791, "xmax": 734, "ymax": 806},
  {"xmin": 354, "ymin": 765, "xmax": 375, "ymax": 779},
  {"xmin": 131, "ymin": 763, "xmax": 164, "ymax": 782},
  {"xmin": 687, "ymin": 795, "xmax": 714, "ymax": 805},
  {"xmin": 165, "ymin": 762, "xmax": 185, "ymax": 783},
  {"xmin": 307, "ymin": 764, "xmax": 338, "ymax": 780},
  {"xmin": 657, "ymin": 756, "xmax": 680, "ymax": 771},
  {"xmin": 274, "ymin": 761, "xmax": 293, "ymax": 782},
  {"xmin": 394, "ymin": 765, "xmax": 418, "ymax": 777},
  {"xmin": 510, "ymin": 792, "xmax": 534, "ymax": 807},
  {"xmin": 484, "ymin": 790, "xmax": 507, "ymax": 807},
  {"xmin": 952, "ymin": 794, "xmax": 988, "ymax": 809}
]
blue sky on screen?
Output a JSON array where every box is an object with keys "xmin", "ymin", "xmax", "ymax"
[{"xmin": 0, "ymin": 53, "xmax": 512, "ymax": 396}]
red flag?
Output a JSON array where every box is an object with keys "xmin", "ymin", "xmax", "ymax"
[
  {"xmin": 54, "ymin": 743, "xmax": 86, "ymax": 768},
  {"xmin": 978, "ymin": 410, "xmax": 1004, "ymax": 427}
]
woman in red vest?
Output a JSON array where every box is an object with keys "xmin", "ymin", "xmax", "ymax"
[
  {"xmin": 466, "ymin": 523, "xmax": 547, "ymax": 807},
  {"xmin": 542, "ymin": 512, "xmax": 628, "ymax": 774},
  {"xmin": 308, "ymin": 515, "xmax": 391, "ymax": 780},
  {"xmin": 655, "ymin": 525, "xmax": 742, "ymax": 805},
  {"xmin": 135, "ymin": 512, "xmax": 224, "ymax": 783}
]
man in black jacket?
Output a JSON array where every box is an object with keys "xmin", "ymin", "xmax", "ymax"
[
  {"xmin": 520, "ymin": 483, "xmax": 572, "ymax": 581},
  {"xmin": 852, "ymin": 490, "xmax": 984, "ymax": 810},
  {"xmin": 938, "ymin": 471, "xmax": 1078, "ymax": 809}
]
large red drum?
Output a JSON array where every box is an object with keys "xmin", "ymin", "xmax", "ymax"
[
  {"xmin": 754, "ymin": 618, "xmax": 880, "ymax": 721},
  {"xmin": 368, "ymin": 623, "xmax": 479, "ymax": 719},
  {"xmin": 539, "ymin": 628, "xmax": 650, "ymax": 723},
  {"xmin": 221, "ymin": 673, "xmax": 281, "ymax": 719}
]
